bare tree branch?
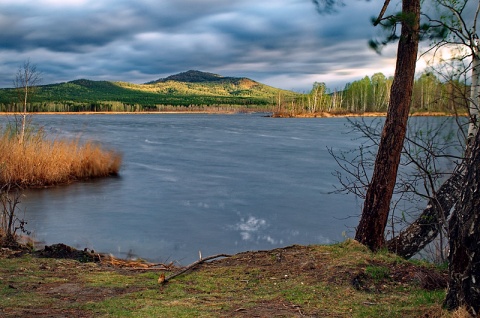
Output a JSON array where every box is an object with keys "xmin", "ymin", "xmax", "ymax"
[
  {"xmin": 374, "ymin": 0, "xmax": 392, "ymax": 26},
  {"xmin": 160, "ymin": 253, "xmax": 231, "ymax": 284}
]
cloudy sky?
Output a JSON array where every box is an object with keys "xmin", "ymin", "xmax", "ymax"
[{"xmin": 0, "ymin": 0, "xmax": 404, "ymax": 91}]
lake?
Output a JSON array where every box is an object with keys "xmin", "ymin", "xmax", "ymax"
[{"xmin": 0, "ymin": 113, "xmax": 458, "ymax": 264}]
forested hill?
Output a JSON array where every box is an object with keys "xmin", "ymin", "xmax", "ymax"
[
  {"xmin": 0, "ymin": 70, "xmax": 464, "ymax": 114},
  {"xmin": 147, "ymin": 70, "xmax": 241, "ymax": 83},
  {"xmin": 0, "ymin": 70, "xmax": 298, "ymax": 112},
  {"xmin": 140, "ymin": 70, "xmax": 292, "ymax": 97}
]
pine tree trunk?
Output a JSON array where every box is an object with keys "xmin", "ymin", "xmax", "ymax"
[
  {"xmin": 444, "ymin": 132, "xmax": 480, "ymax": 316},
  {"xmin": 355, "ymin": 0, "xmax": 420, "ymax": 250}
]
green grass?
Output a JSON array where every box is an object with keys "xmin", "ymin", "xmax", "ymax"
[
  {"xmin": 0, "ymin": 242, "xmax": 456, "ymax": 317},
  {"xmin": 365, "ymin": 265, "xmax": 390, "ymax": 282}
]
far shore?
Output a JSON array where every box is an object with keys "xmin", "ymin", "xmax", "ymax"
[
  {"xmin": 272, "ymin": 111, "xmax": 467, "ymax": 118},
  {"xmin": 0, "ymin": 111, "xmax": 236, "ymax": 116},
  {"xmin": 0, "ymin": 111, "xmax": 465, "ymax": 117}
]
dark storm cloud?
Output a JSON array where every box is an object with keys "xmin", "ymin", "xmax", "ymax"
[
  {"xmin": 0, "ymin": 0, "xmax": 399, "ymax": 90},
  {"xmin": 1, "ymin": 4, "xmax": 145, "ymax": 52}
]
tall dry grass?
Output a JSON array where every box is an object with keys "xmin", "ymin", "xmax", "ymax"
[{"xmin": 0, "ymin": 127, "xmax": 122, "ymax": 188}]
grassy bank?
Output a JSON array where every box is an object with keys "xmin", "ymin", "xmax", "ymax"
[
  {"xmin": 0, "ymin": 126, "xmax": 122, "ymax": 188},
  {"xmin": 0, "ymin": 240, "xmax": 466, "ymax": 317}
]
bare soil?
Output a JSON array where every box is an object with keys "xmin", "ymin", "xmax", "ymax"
[{"xmin": 0, "ymin": 242, "xmax": 448, "ymax": 317}]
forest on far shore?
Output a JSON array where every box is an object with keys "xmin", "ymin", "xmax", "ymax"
[
  {"xmin": 0, "ymin": 71, "xmax": 467, "ymax": 115},
  {"xmin": 275, "ymin": 72, "xmax": 466, "ymax": 116}
]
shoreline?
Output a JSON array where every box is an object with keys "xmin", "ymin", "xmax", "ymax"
[
  {"xmin": 271, "ymin": 111, "xmax": 466, "ymax": 118},
  {"xmin": 0, "ymin": 111, "xmax": 465, "ymax": 117},
  {"xmin": 0, "ymin": 111, "xmax": 237, "ymax": 116}
]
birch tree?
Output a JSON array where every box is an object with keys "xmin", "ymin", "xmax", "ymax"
[
  {"xmin": 426, "ymin": 0, "xmax": 480, "ymax": 142},
  {"xmin": 444, "ymin": 128, "xmax": 480, "ymax": 315},
  {"xmin": 371, "ymin": 73, "xmax": 389, "ymax": 111},
  {"xmin": 308, "ymin": 82, "xmax": 327, "ymax": 113},
  {"xmin": 428, "ymin": 1, "xmax": 480, "ymax": 312},
  {"xmin": 387, "ymin": 0, "xmax": 480, "ymax": 258},
  {"xmin": 467, "ymin": 34, "xmax": 480, "ymax": 142},
  {"xmin": 14, "ymin": 60, "xmax": 41, "ymax": 144}
]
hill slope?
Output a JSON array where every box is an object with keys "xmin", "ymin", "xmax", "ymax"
[
  {"xmin": 132, "ymin": 70, "xmax": 290, "ymax": 98},
  {"xmin": 147, "ymin": 70, "xmax": 229, "ymax": 83},
  {"xmin": 0, "ymin": 71, "xmax": 298, "ymax": 110}
]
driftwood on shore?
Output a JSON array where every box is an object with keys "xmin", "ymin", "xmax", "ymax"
[{"xmin": 160, "ymin": 253, "xmax": 231, "ymax": 284}]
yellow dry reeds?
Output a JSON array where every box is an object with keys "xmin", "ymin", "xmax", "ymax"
[
  {"xmin": 0, "ymin": 129, "xmax": 122, "ymax": 188},
  {"xmin": 452, "ymin": 307, "xmax": 475, "ymax": 318}
]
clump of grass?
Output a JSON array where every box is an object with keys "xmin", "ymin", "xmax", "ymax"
[
  {"xmin": 0, "ymin": 126, "xmax": 122, "ymax": 188},
  {"xmin": 365, "ymin": 265, "xmax": 390, "ymax": 282}
]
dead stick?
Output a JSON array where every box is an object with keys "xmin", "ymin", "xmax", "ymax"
[{"xmin": 161, "ymin": 253, "xmax": 231, "ymax": 284}]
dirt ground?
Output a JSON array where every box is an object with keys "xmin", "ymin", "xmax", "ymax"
[
  {"xmin": 206, "ymin": 245, "xmax": 447, "ymax": 317},
  {"xmin": 0, "ymin": 242, "xmax": 448, "ymax": 317}
]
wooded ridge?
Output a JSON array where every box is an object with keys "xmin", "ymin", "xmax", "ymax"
[
  {"xmin": 0, "ymin": 70, "xmax": 468, "ymax": 114},
  {"xmin": 0, "ymin": 70, "xmax": 297, "ymax": 112}
]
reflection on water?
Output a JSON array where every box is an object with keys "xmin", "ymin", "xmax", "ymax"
[
  {"xmin": 232, "ymin": 216, "xmax": 275, "ymax": 243},
  {"xmin": 1, "ymin": 114, "xmax": 460, "ymax": 264}
]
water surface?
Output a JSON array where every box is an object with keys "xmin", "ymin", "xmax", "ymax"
[{"xmin": 2, "ymin": 114, "xmax": 452, "ymax": 263}]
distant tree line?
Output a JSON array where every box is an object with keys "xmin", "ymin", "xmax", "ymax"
[
  {"xmin": 0, "ymin": 101, "xmax": 267, "ymax": 113},
  {"xmin": 275, "ymin": 72, "xmax": 466, "ymax": 116},
  {"xmin": 0, "ymin": 71, "xmax": 467, "ymax": 114}
]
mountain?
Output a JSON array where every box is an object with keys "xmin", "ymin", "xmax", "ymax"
[
  {"xmin": 0, "ymin": 71, "xmax": 299, "ymax": 110},
  {"xmin": 148, "ymin": 70, "xmax": 230, "ymax": 83},
  {"xmin": 141, "ymin": 70, "xmax": 284, "ymax": 97}
]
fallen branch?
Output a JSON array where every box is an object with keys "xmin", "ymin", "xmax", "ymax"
[
  {"xmin": 98, "ymin": 253, "xmax": 175, "ymax": 270},
  {"xmin": 160, "ymin": 253, "xmax": 231, "ymax": 284}
]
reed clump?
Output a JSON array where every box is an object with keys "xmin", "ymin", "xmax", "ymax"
[{"xmin": 0, "ymin": 127, "xmax": 122, "ymax": 188}]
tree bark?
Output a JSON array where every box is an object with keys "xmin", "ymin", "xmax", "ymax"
[
  {"xmin": 467, "ymin": 37, "xmax": 480, "ymax": 141},
  {"xmin": 386, "ymin": 27, "xmax": 480, "ymax": 260},
  {"xmin": 386, "ymin": 165, "xmax": 464, "ymax": 258},
  {"xmin": 444, "ymin": 132, "xmax": 480, "ymax": 316},
  {"xmin": 355, "ymin": 0, "xmax": 420, "ymax": 251}
]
